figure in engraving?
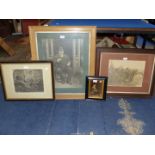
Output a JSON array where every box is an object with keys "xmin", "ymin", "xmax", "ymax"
[
  {"xmin": 13, "ymin": 69, "xmax": 44, "ymax": 92},
  {"xmin": 54, "ymin": 46, "xmax": 72, "ymax": 84}
]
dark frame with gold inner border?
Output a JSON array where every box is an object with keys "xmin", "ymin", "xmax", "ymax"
[{"xmin": 85, "ymin": 76, "xmax": 108, "ymax": 100}]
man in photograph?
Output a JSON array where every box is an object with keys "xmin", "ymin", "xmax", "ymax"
[{"xmin": 54, "ymin": 46, "xmax": 72, "ymax": 84}]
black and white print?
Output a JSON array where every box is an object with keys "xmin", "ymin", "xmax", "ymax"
[{"xmin": 13, "ymin": 69, "xmax": 44, "ymax": 92}]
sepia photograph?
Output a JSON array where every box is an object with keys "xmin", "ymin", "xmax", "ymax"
[
  {"xmin": 29, "ymin": 26, "xmax": 96, "ymax": 99},
  {"xmin": 85, "ymin": 76, "xmax": 107, "ymax": 100}
]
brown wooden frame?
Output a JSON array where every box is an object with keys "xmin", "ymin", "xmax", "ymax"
[
  {"xmin": 97, "ymin": 27, "xmax": 155, "ymax": 34},
  {"xmin": 96, "ymin": 48, "xmax": 155, "ymax": 96},
  {"xmin": 29, "ymin": 26, "xmax": 96, "ymax": 99},
  {"xmin": 0, "ymin": 61, "xmax": 55, "ymax": 100}
]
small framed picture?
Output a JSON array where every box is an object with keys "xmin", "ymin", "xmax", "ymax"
[
  {"xmin": 0, "ymin": 61, "xmax": 55, "ymax": 100},
  {"xmin": 85, "ymin": 76, "xmax": 108, "ymax": 100}
]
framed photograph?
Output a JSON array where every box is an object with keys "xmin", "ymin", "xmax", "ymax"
[
  {"xmin": 0, "ymin": 61, "xmax": 55, "ymax": 100},
  {"xmin": 85, "ymin": 76, "xmax": 108, "ymax": 100},
  {"xmin": 96, "ymin": 48, "xmax": 155, "ymax": 96},
  {"xmin": 29, "ymin": 26, "xmax": 96, "ymax": 99}
]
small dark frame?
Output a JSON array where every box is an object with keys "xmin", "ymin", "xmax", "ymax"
[
  {"xmin": 85, "ymin": 76, "xmax": 108, "ymax": 100},
  {"xmin": 96, "ymin": 48, "xmax": 155, "ymax": 96},
  {"xmin": 0, "ymin": 61, "xmax": 55, "ymax": 100}
]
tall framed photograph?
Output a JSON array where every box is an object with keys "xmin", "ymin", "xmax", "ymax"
[
  {"xmin": 0, "ymin": 61, "xmax": 55, "ymax": 100},
  {"xmin": 85, "ymin": 76, "xmax": 108, "ymax": 100},
  {"xmin": 96, "ymin": 48, "xmax": 155, "ymax": 96},
  {"xmin": 29, "ymin": 26, "xmax": 96, "ymax": 99}
]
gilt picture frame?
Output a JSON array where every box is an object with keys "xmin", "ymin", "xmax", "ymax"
[
  {"xmin": 96, "ymin": 48, "xmax": 155, "ymax": 96},
  {"xmin": 0, "ymin": 61, "xmax": 55, "ymax": 100},
  {"xmin": 29, "ymin": 26, "xmax": 96, "ymax": 99},
  {"xmin": 85, "ymin": 76, "xmax": 108, "ymax": 100}
]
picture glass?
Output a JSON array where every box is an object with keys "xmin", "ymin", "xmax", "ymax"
[
  {"xmin": 36, "ymin": 32, "xmax": 89, "ymax": 93},
  {"xmin": 13, "ymin": 69, "xmax": 44, "ymax": 92},
  {"xmin": 108, "ymin": 60, "xmax": 146, "ymax": 87},
  {"xmin": 97, "ymin": 48, "xmax": 155, "ymax": 95},
  {"xmin": 88, "ymin": 79, "xmax": 104, "ymax": 98},
  {"xmin": 1, "ymin": 63, "xmax": 54, "ymax": 100}
]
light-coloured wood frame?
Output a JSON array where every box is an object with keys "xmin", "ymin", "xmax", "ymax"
[{"xmin": 29, "ymin": 26, "xmax": 96, "ymax": 99}]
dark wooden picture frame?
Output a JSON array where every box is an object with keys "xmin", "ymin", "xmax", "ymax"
[
  {"xmin": 85, "ymin": 76, "xmax": 108, "ymax": 100},
  {"xmin": 96, "ymin": 48, "xmax": 155, "ymax": 96},
  {"xmin": 0, "ymin": 61, "xmax": 55, "ymax": 100}
]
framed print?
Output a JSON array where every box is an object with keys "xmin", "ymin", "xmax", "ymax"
[
  {"xmin": 85, "ymin": 76, "xmax": 108, "ymax": 100},
  {"xmin": 96, "ymin": 48, "xmax": 155, "ymax": 96},
  {"xmin": 29, "ymin": 26, "xmax": 96, "ymax": 99},
  {"xmin": 0, "ymin": 61, "xmax": 55, "ymax": 100}
]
